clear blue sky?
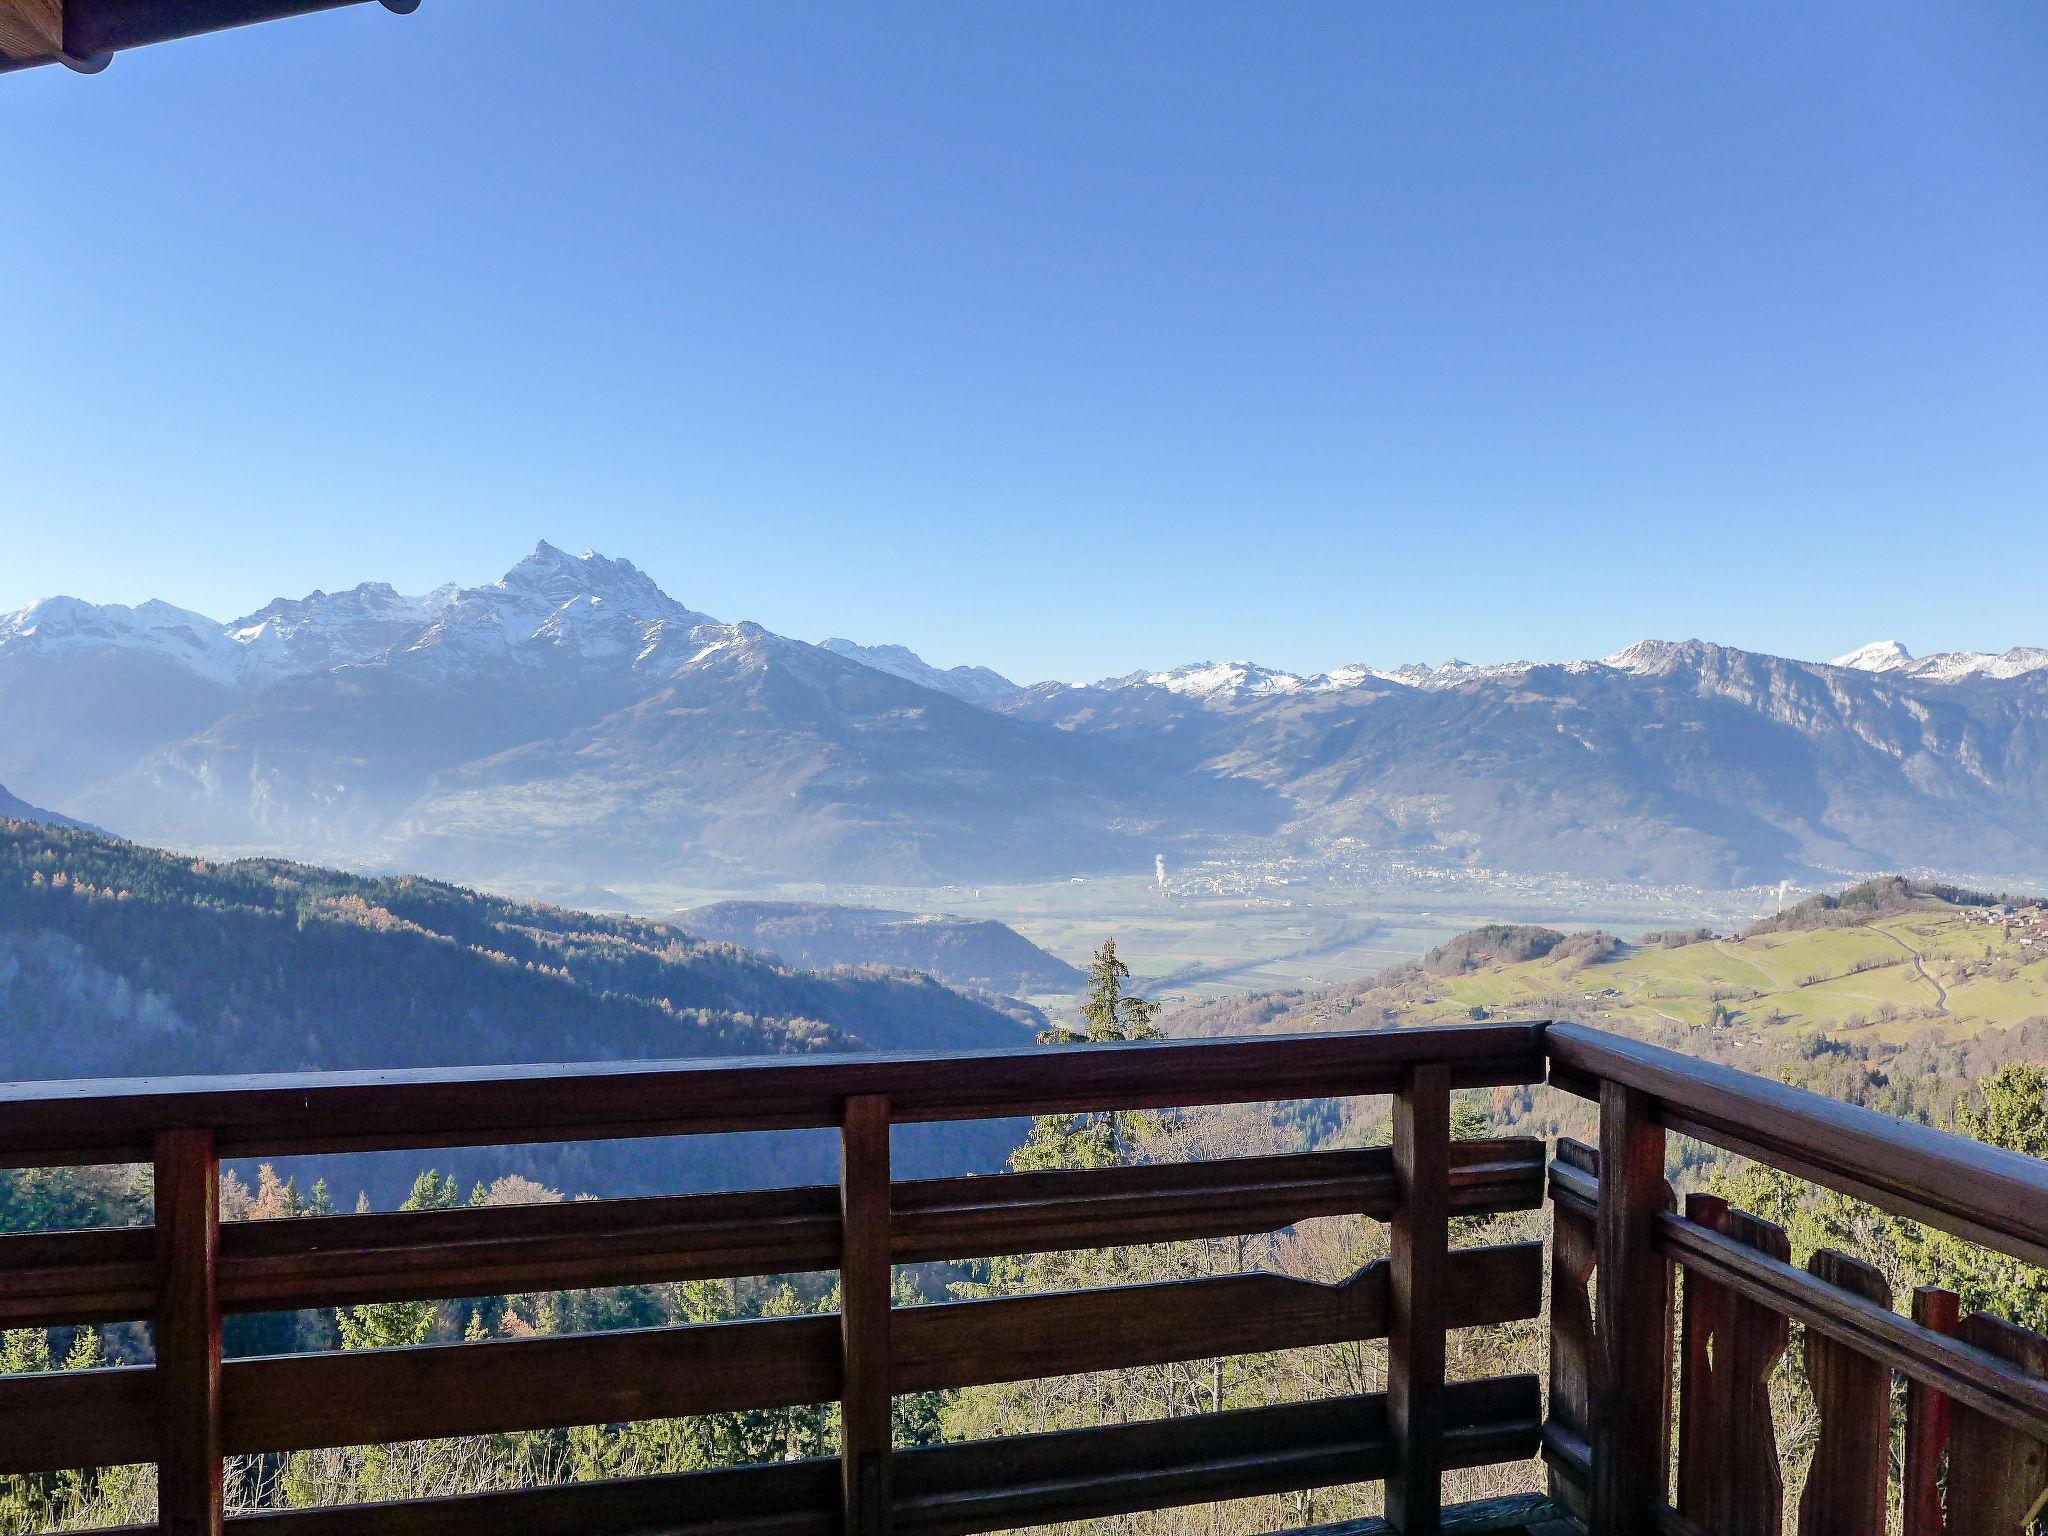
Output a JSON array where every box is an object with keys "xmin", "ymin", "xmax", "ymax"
[{"xmin": 3, "ymin": 1, "xmax": 2043, "ymax": 683}]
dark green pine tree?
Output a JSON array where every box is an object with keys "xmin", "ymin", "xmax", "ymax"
[{"xmin": 1016, "ymin": 940, "xmax": 1165, "ymax": 1170}]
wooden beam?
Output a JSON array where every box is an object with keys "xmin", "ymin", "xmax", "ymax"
[
  {"xmin": 0, "ymin": 0, "xmax": 62, "ymax": 60},
  {"xmin": 840, "ymin": 1095, "xmax": 894, "ymax": 1536},
  {"xmin": 154, "ymin": 1127, "xmax": 223, "ymax": 1536},
  {"xmin": 1386, "ymin": 1063, "xmax": 1451, "ymax": 1532},
  {"xmin": 1588, "ymin": 1081, "xmax": 1669, "ymax": 1535}
]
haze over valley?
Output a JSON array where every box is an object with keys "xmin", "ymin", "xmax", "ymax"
[{"xmin": 5, "ymin": 541, "xmax": 2046, "ymax": 994}]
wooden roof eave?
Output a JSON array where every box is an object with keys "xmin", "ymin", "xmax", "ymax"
[{"xmin": 0, "ymin": 0, "xmax": 415, "ymax": 76}]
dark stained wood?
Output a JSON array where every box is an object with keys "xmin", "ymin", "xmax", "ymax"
[
  {"xmin": 894, "ymin": 1138, "xmax": 1545, "ymax": 1263},
  {"xmin": 1902, "ymin": 1286, "xmax": 1959, "ymax": 1536},
  {"xmin": 0, "ymin": 1242, "xmax": 1543, "ymax": 1476},
  {"xmin": 0, "ymin": 1364, "xmax": 156, "ymax": 1474},
  {"xmin": 180, "ymin": 1456, "xmax": 835, "ymax": 1536},
  {"xmin": 839, "ymin": 1094, "xmax": 893, "ymax": 1536},
  {"xmin": 0, "ymin": 1244, "xmax": 1542, "ymax": 1477},
  {"xmin": 1676, "ymin": 1196, "xmax": 1791, "ymax": 1536},
  {"xmin": 1795, "ymin": 1249, "xmax": 1891, "ymax": 1536},
  {"xmin": 1275, "ymin": 1492, "xmax": 1576, "ymax": 1536},
  {"xmin": 64, "ymin": 1382, "xmax": 1536, "ymax": 1536},
  {"xmin": 0, "ymin": 1024, "xmax": 1546, "ymax": 1167},
  {"xmin": 223, "ymin": 1314, "xmax": 839, "ymax": 1454},
  {"xmin": 893, "ymin": 1243, "xmax": 1541, "ymax": 1391},
  {"xmin": 889, "ymin": 1374, "xmax": 1541, "ymax": 1536},
  {"xmin": 0, "ymin": 0, "xmax": 61, "ymax": 61},
  {"xmin": 1589, "ymin": 1081, "xmax": 1670, "ymax": 1536},
  {"xmin": 1544, "ymin": 1139, "xmax": 1599, "ymax": 1523},
  {"xmin": 153, "ymin": 1127, "xmax": 223, "ymax": 1536},
  {"xmin": 1548, "ymin": 1021, "xmax": 2048, "ymax": 1267},
  {"xmin": 0, "ymin": 1139, "xmax": 1544, "ymax": 1329},
  {"xmin": 1658, "ymin": 1210, "xmax": 2048, "ymax": 1436},
  {"xmin": 223, "ymin": 1182, "xmax": 840, "ymax": 1311},
  {"xmin": 1387, "ymin": 1063, "xmax": 1451, "ymax": 1532},
  {"xmin": 1945, "ymin": 1311, "xmax": 2048, "ymax": 1536},
  {"xmin": 0, "ymin": 1223, "xmax": 153, "ymax": 1326}
]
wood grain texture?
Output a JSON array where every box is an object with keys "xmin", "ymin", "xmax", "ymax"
[
  {"xmin": 1548, "ymin": 1021, "xmax": 2048, "ymax": 1266},
  {"xmin": 1945, "ymin": 1311, "xmax": 2048, "ymax": 1536},
  {"xmin": 1676, "ymin": 1196, "xmax": 1791, "ymax": 1536},
  {"xmin": 1659, "ymin": 1210, "xmax": 2048, "ymax": 1436},
  {"xmin": 1589, "ymin": 1082, "xmax": 1670, "ymax": 1536},
  {"xmin": 839, "ymin": 1094, "xmax": 893, "ymax": 1536},
  {"xmin": 0, "ymin": 1244, "xmax": 1542, "ymax": 1475},
  {"xmin": 1543, "ymin": 1140, "xmax": 1599, "ymax": 1522},
  {"xmin": 1387, "ymin": 1062, "xmax": 1450, "ymax": 1532},
  {"xmin": 1902, "ymin": 1286, "xmax": 1959, "ymax": 1536},
  {"xmin": 1795, "ymin": 1249, "xmax": 1891, "ymax": 1536},
  {"xmin": 60, "ymin": 1380, "xmax": 1537, "ymax": 1536},
  {"xmin": 153, "ymin": 1127, "xmax": 223, "ymax": 1536},
  {"xmin": 0, "ymin": 1140, "xmax": 1544, "ymax": 1330},
  {"xmin": 0, "ymin": 0, "xmax": 62, "ymax": 59},
  {"xmin": 0, "ymin": 1024, "xmax": 1545, "ymax": 1167}
]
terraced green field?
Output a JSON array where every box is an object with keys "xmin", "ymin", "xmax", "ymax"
[{"xmin": 1418, "ymin": 907, "xmax": 2047, "ymax": 1042}]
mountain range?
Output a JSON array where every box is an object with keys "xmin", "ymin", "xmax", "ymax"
[{"xmin": 6, "ymin": 544, "xmax": 2047, "ymax": 890}]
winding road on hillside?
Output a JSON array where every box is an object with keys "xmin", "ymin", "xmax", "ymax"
[{"xmin": 1879, "ymin": 928, "xmax": 1950, "ymax": 1014}]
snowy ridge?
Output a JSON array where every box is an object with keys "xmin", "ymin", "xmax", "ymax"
[
  {"xmin": 819, "ymin": 639, "xmax": 1022, "ymax": 706},
  {"xmin": 1829, "ymin": 639, "xmax": 2048, "ymax": 683}
]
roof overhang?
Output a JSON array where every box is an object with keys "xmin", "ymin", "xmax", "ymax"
[{"xmin": 0, "ymin": 0, "xmax": 415, "ymax": 75}]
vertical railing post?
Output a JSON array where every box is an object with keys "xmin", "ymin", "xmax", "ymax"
[
  {"xmin": 1387, "ymin": 1062, "xmax": 1450, "ymax": 1533},
  {"xmin": 839, "ymin": 1094, "xmax": 893, "ymax": 1536},
  {"xmin": 153, "ymin": 1127, "xmax": 222, "ymax": 1536},
  {"xmin": 1590, "ymin": 1081, "xmax": 1669, "ymax": 1534}
]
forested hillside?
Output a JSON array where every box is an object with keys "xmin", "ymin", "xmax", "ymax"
[
  {"xmin": 673, "ymin": 900, "xmax": 1084, "ymax": 995},
  {"xmin": 0, "ymin": 820, "xmax": 1033, "ymax": 1198}
]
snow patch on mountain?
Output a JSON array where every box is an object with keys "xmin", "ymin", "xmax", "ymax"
[
  {"xmin": 820, "ymin": 639, "xmax": 1023, "ymax": 707},
  {"xmin": 1831, "ymin": 639, "xmax": 2048, "ymax": 683}
]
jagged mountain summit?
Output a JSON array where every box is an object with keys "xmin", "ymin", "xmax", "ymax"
[
  {"xmin": 1829, "ymin": 639, "xmax": 2048, "ymax": 684},
  {"xmin": 4, "ymin": 551, "xmax": 2047, "ymax": 888}
]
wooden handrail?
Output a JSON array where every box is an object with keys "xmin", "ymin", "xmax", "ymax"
[
  {"xmin": 1546, "ymin": 1019, "xmax": 2048, "ymax": 1267},
  {"xmin": 0, "ymin": 1023, "xmax": 1544, "ymax": 1165},
  {"xmin": 6, "ymin": 1018, "xmax": 2042, "ymax": 1536},
  {"xmin": 0, "ymin": 1025, "xmax": 1551, "ymax": 1536}
]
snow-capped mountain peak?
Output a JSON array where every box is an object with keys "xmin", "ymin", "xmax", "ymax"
[
  {"xmin": 0, "ymin": 595, "xmax": 246, "ymax": 684},
  {"xmin": 1831, "ymin": 639, "xmax": 2048, "ymax": 683},
  {"xmin": 1830, "ymin": 639, "xmax": 1915, "ymax": 672}
]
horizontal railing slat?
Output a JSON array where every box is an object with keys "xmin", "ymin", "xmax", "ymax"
[
  {"xmin": 1547, "ymin": 1021, "xmax": 2048, "ymax": 1266},
  {"xmin": 891, "ymin": 1375, "xmax": 1542, "ymax": 1536},
  {"xmin": 0, "ymin": 1245, "xmax": 1543, "ymax": 1473},
  {"xmin": 64, "ymin": 1378, "xmax": 1540, "ymax": 1536},
  {"xmin": 0, "ymin": 1024, "xmax": 1546, "ymax": 1165},
  {"xmin": 0, "ymin": 1141, "xmax": 1544, "ymax": 1327},
  {"xmin": 894, "ymin": 1242, "xmax": 1541, "ymax": 1391}
]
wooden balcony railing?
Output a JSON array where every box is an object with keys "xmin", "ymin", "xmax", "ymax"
[{"xmin": 0, "ymin": 1019, "xmax": 2043, "ymax": 1536}]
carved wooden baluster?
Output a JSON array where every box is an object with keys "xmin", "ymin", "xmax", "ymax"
[
  {"xmin": 1545, "ymin": 1138, "xmax": 1599, "ymax": 1523},
  {"xmin": 1677, "ymin": 1194, "xmax": 1792, "ymax": 1536},
  {"xmin": 1945, "ymin": 1312, "xmax": 2048, "ymax": 1536},
  {"xmin": 1903, "ymin": 1287, "xmax": 1959, "ymax": 1536},
  {"xmin": 840, "ymin": 1095, "xmax": 893, "ymax": 1536},
  {"xmin": 1796, "ymin": 1249, "xmax": 1891, "ymax": 1536}
]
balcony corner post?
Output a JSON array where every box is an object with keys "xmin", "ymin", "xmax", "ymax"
[
  {"xmin": 1387, "ymin": 1061, "xmax": 1451, "ymax": 1533},
  {"xmin": 1589, "ymin": 1081, "xmax": 1669, "ymax": 1534}
]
